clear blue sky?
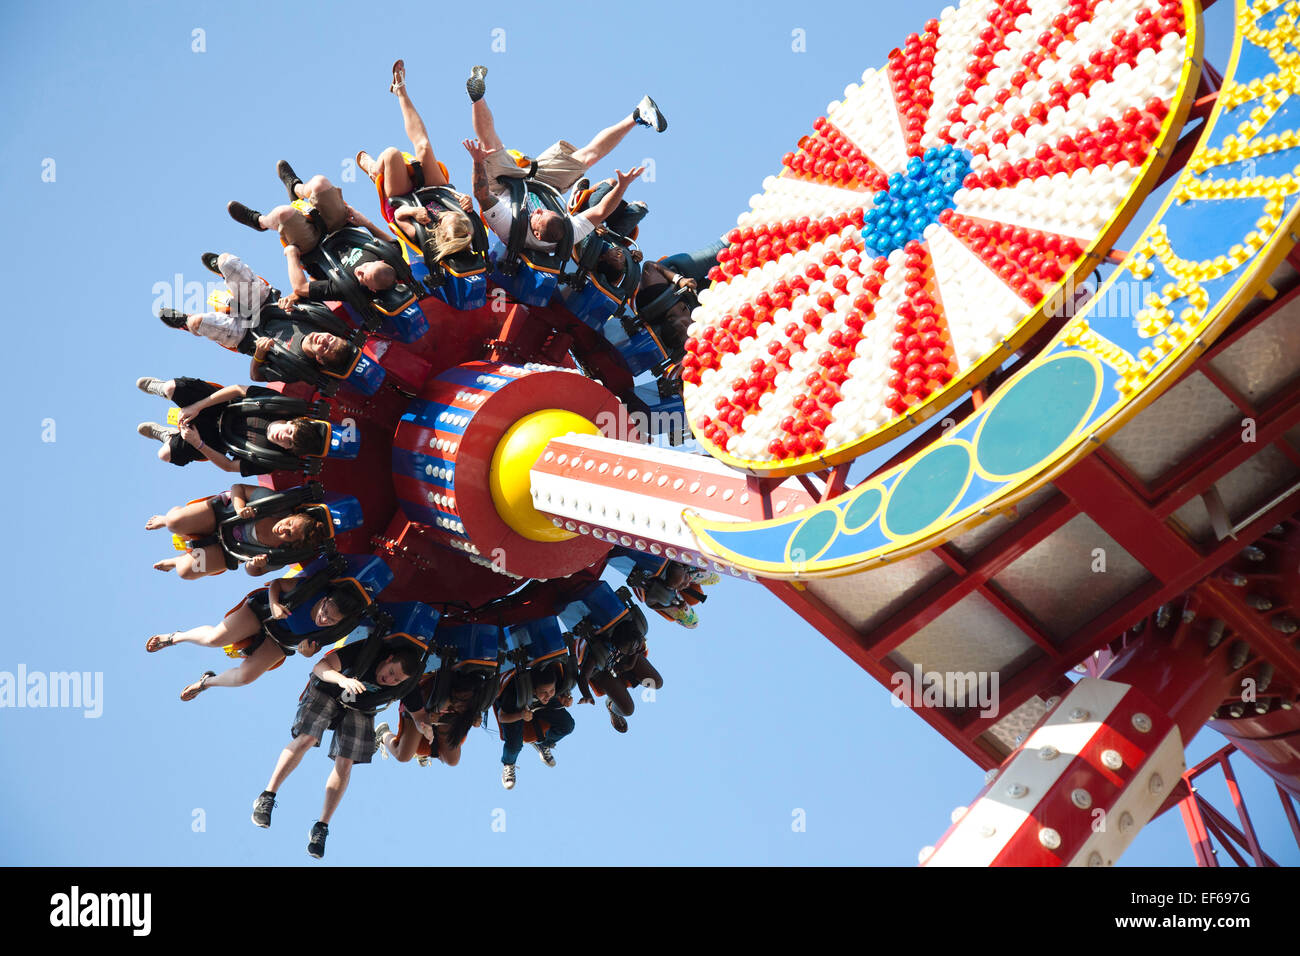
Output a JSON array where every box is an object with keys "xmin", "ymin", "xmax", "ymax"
[{"xmin": 0, "ymin": 0, "xmax": 1294, "ymax": 867}]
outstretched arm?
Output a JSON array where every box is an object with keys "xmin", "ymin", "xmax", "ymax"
[
  {"xmin": 581, "ymin": 166, "xmax": 646, "ymax": 228},
  {"xmin": 284, "ymin": 245, "xmax": 312, "ymax": 298},
  {"xmin": 347, "ymin": 206, "xmax": 394, "ymax": 243},
  {"xmin": 462, "ymin": 139, "xmax": 499, "ymax": 212}
]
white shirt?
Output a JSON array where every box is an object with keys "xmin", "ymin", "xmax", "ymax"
[{"xmin": 482, "ymin": 200, "xmax": 595, "ymax": 253}]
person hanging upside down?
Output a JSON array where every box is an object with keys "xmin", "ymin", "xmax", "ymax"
[
  {"xmin": 495, "ymin": 661, "xmax": 575, "ymax": 791},
  {"xmin": 576, "ymin": 615, "xmax": 663, "ymax": 734},
  {"xmin": 227, "ymin": 161, "xmax": 401, "ymax": 296},
  {"xmin": 355, "ymin": 59, "xmax": 477, "ymax": 266},
  {"xmin": 145, "ymin": 483, "xmax": 331, "ymax": 580},
  {"xmin": 143, "ymin": 574, "xmax": 366, "ymax": 699},
  {"xmin": 157, "ymin": 252, "xmax": 278, "ymax": 348},
  {"xmin": 134, "ymin": 376, "xmax": 328, "ymax": 474},
  {"xmin": 250, "ymin": 641, "xmax": 422, "ymax": 859},
  {"xmin": 375, "ymin": 670, "xmax": 483, "ymax": 768},
  {"xmin": 460, "ymin": 64, "xmax": 659, "ymax": 251}
]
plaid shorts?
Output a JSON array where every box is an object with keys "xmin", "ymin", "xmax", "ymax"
[{"xmin": 291, "ymin": 682, "xmax": 375, "ymax": 764}]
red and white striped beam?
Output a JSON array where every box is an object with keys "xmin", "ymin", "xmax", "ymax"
[
  {"xmin": 528, "ymin": 433, "xmax": 819, "ymax": 576},
  {"xmin": 921, "ymin": 677, "xmax": 1185, "ymax": 866}
]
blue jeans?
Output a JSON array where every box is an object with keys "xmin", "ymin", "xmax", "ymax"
[
  {"xmin": 500, "ymin": 701, "xmax": 575, "ymax": 765},
  {"xmin": 659, "ymin": 239, "xmax": 726, "ymax": 286}
]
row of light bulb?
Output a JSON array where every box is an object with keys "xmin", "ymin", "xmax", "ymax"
[
  {"xmin": 826, "ymin": 68, "xmax": 909, "ymax": 181},
  {"xmin": 737, "ymin": 176, "xmax": 864, "ymax": 230},
  {"xmin": 953, "ymin": 165, "xmax": 1131, "ymax": 236}
]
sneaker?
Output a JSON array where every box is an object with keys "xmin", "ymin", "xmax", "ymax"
[
  {"xmin": 136, "ymin": 376, "xmax": 169, "ymax": 397},
  {"xmin": 633, "ymin": 95, "xmax": 668, "ymax": 132},
  {"xmin": 466, "ymin": 65, "xmax": 488, "ymax": 102},
  {"xmin": 532, "ymin": 742, "xmax": 556, "ymax": 767},
  {"xmin": 200, "ymin": 252, "xmax": 222, "ymax": 275},
  {"xmin": 158, "ymin": 308, "xmax": 188, "ymax": 330},
  {"xmin": 307, "ymin": 821, "xmax": 328, "ymax": 859},
  {"xmin": 251, "ymin": 791, "xmax": 276, "ymax": 828},
  {"xmin": 501, "ymin": 763, "xmax": 517, "ymax": 789},
  {"xmin": 374, "ymin": 721, "xmax": 390, "ymax": 759},
  {"xmin": 416, "ymin": 754, "xmax": 433, "ymax": 768},
  {"xmin": 276, "ymin": 160, "xmax": 303, "ymax": 202},
  {"xmin": 607, "ymin": 700, "xmax": 629, "ymax": 734},
  {"xmin": 137, "ymin": 422, "xmax": 177, "ymax": 443},
  {"xmin": 227, "ymin": 200, "xmax": 266, "ymax": 232}
]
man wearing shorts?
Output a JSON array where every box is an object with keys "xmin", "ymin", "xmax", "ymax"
[
  {"xmin": 250, "ymin": 640, "xmax": 421, "ymax": 859},
  {"xmin": 463, "ymin": 65, "xmax": 662, "ymax": 253}
]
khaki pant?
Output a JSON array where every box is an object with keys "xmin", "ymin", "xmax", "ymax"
[
  {"xmin": 274, "ymin": 184, "xmax": 349, "ymax": 252},
  {"xmin": 486, "ymin": 140, "xmax": 587, "ymax": 194}
]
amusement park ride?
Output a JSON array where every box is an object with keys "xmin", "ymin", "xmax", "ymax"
[{"xmin": 171, "ymin": 0, "xmax": 1300, "ymax": 865}]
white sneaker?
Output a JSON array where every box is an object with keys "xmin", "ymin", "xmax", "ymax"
[
  {"xmin": 532, "ymin": 742, "xmax": 556, "ymax": 767},
  {"xmin": 136, "ymin": 376, "xmax": 170, "ymax": 397},
  {"xmin": 137, "ymin": 422, "xmax": 177, "ymax": 443},
  {"xmin": 633, "ymin": 95, "xmax": 667, "ymax": 132},
  {"xmin": 501, "ymin": 764, "xmax": 517, "ymax": 789},
  {"xmin": 374, "ymin": 722, "xmax": 390, "ymax": 759}
]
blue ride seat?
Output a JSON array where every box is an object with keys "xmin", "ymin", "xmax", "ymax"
[
  {"xmin": 486, "ymin": 177, "xmax": 573, "ymax": 307},
  {"xmin": 217, "ymin": 393, "xmax": 347, "ymax": 475},
  {"xmin": 246, "ymin": 302, "xmax": 385, "ymax": 398},
  {"xmin": 498, "ymin": 614, "xmax": 576, "ymax": 709},
  {"xmin": 302, "ymin": 226, "xmax": 428, "ymax": 342},
  {"xmin": 558, "ymin": 233, "xmax": 642, "ymax": 330},
  {"xmin": 272, "ymin": 552, "xmax": 394, "ymax": 644},
  {"xmin": 419, "ymin": 619, "xmax": 502, "ymax": 714},
  {"xmin": 214, "ymin": 482, "xmax": 364, "ymax": 570},
  {"xmin": 388, "ymin": 186, "xmax": 490, "ymax": 311}
]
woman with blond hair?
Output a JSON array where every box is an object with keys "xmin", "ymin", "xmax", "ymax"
[{"xmin": 357, "ymin": 59, "xmax": 476, "ymax": 266}]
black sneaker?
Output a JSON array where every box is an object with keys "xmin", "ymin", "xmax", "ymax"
[
  {"xmin": 158, "ymin": 308, "xmax": 188, "ymax": 329},
  {"xmin": 200, "ymin": 252, "xmax": 222, "ymax": 275},
  {"xmin": 634, "ymin": 95, "xmax": 668, "ymax": 132},
  {"xmin": 607, "ymin": 700, "xmax": 629, "ymax": 734},
  {"xmin": 227, "ymin": 201, "xmax": 266, "ymax": 232},
  {"xmin": 251, "ymin": 791, "xmax": 276, "ymax": 828},
  {"xmin": 307, "ymin": 821, "xmax": 328, "ymax": 859},
  {"xmin": 276, "ymin": 160, "xmax": 303, "ymax": 201},
  {"xmin": 466, "ymin": 65, "xmax": 488, "ymax": 102}
]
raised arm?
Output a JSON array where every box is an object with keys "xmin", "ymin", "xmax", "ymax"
[
  {"xmin": 462, "ymin": 139, "xmax": 499, "ymax": 212},
  {"xmin": 581, "ymin": 166, "xmax": 646, "ymax": 228},
  {"xmin": 284, "ymin": 245, "xmax": 312, "ymax": 298},
  {"xmin": 347, "ymin": 206, "xmax": 395, "ymax": 243}
]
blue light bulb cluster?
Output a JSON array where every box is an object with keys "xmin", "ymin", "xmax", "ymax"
[{"xmin": 861, "ymin": 145, "xmax": 972, "ymax": 258}]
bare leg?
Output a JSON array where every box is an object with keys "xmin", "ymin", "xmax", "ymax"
[
  {"xmin": 163, "ymin": 500, "xmax": 218, "ymax": 536},
  {"xmin": 266, "ymin": 733, "xmax": 317, "ymax": 792},
  {"xmin": 200, "ymin": 639, "xmax": 285, "ymax": 689},
  {"xmin": 385, "ymin": 714, "xmax": 423, "ymax": 763},
  {"xmin": 377, "ymin": 147, "xmax": 416, "ymax": 198},
  {"xmin": 627, "ymin": 656, "xmax": 663, "ymax": 690},
  {"xmin": 593, "ymin": 673, "xmax": 635, "ymax": 716},
  {"xmin": 170, "ymin": 604, "xmax": 260, "ymax": 648},
  {"xmin": 571, "ymin": 115, "xmax": 638, "ymax": 168},
  {"xmin": 319, "ymin": 758, "xmax": 353, "ymax": 823},
  {"xmin": 157, "ymin": 544, "xmax": 223, "ymax": 580},
  {"xmin": 395, "ymin": 86, "xmax": 447, "ymax": 186},
  {"xmin": 471, "ymin": 99, "xmax": 506, "ymax": 152}
]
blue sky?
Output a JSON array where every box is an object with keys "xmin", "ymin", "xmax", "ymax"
[{"xmin": 0, "ymin": 0, "xmax": 1295, "ymax": 867}]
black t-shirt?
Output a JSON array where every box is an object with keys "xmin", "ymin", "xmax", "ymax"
[
  {"xmin": 190, "ymin": 384, "xmax": 278, "ymax": 475},
  {"xmin": 306, "ymin": 243, "xmax": 392, "ymax": 302},
  {"xmin": 312, "ymin": 643, "xmax": 409, "ymax": 716}
]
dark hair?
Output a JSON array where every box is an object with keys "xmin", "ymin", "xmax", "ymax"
[
  {"xmin": 539, "ymin": 212, "xmax": 566, "ymax": 244},
  {"xmin": 610, "ymin": 617, "xmax": 644, "ymax": 656},
  {"xmin": 285, "ymin": 418, "xmax": 328, "ymax": 457},
  {"xmin": 316, "ymin": 339, "xmax": 356, "ymax": 375},
  {"xmin": 294, "ymin": 511, "xmax": 331, "ymax": 548},
  {"xmin": 384, "ymin": 645, "xmax": 423, "ymax": 679},
  {"xmin": 530, "ymin": 662, "xmax": 559, "ymax": 688},
  {"xmin": 326, "ymin": 582, "xmax": 369, "ymax": 618}
]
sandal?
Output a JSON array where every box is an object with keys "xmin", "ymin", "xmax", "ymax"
[
  {"xmin": 146, "ymin": 633, "xmax": 177, "ymax": 653},
  {"xmin": 180, "ymin": 671, "xmax": 217, "ymax": 702},
  {"xmin": 356, "ymin": 150, "xmax": 374, "ymax": 182},
  {"xmin": 390, "ymin": 59, "xmax": 406, "ymax": 94}
]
